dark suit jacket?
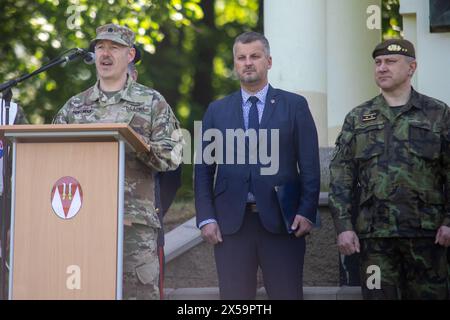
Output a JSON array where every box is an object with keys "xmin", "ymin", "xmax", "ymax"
[{"xmin": 195, "ymin": 85, "xmax": 320, "ymax": 235}]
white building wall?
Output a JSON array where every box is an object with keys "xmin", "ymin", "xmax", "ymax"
[
  {"xmin": 264, "ymin": 0, "xmax": 328, "ymax": 147},
  {"xmin": 326, "ymin": 0, "xmax": 381, "ymax": 146},
  {"xmin": 400, "ymin": 0, "xmax": 450, "ymax": 105},
  {"xmin": 265, "ymin": 0, "xmax": 381, "ymax": 147}
]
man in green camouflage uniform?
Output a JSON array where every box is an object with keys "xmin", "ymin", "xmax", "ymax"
[
  {"xmin": 329, "ymin": 39, "xmax": 450, "ymax": 299},
  {"xmin": 53, "ymin": 24, "xmax": 182, "ymax": 299}
]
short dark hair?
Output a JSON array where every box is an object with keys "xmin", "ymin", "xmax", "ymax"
[
  {"xmin": 128, "ymin": 62, "xmax": 137, "ymax": 73},
  {"xmin": 233, "ymin": 31, "xmax": 270, "ymax": 56}
]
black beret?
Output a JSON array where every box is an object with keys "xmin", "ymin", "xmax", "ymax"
[{"xmin": 372, "ymin": 39, "xmax": 416, "ymax": 59}]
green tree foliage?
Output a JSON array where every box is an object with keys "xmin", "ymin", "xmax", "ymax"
[
  {"xmin": 0, "ymin": 0, "xmax": 261, "ymax": 127},
  {"xmin": 0, "ymin": 0, "xmax": 261, "ymax": 200},
  {"xmin": 1, "ymin": 0, "xmax": 403, "ymax": 199},
  {"xmin": 1, "ymin": 0, "xmax": 403, "ymax": 126},
  {"xmin": 382, "ymin": 0, "xmax": 402, "ymax": 39}
]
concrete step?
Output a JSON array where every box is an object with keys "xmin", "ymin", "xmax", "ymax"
[
  {"xmin": 164, "ymin": 217, "xmax": 201, "ymax": 263},
  {"xmin": 164, "ymin": 286, "xmax": 362, "ymax": 300}
]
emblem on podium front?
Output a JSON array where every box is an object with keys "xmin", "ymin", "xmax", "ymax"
[{"xmin": 51, "ymin": 176, "xmax": 83, "ymax": 219}]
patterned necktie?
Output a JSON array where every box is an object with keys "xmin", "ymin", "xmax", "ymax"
[{"xmin": 248, "ymin": 96, "xmax": 259, "ymax": 195}]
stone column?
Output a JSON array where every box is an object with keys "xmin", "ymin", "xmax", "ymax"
[
  {"xmin": 264, "ymin": 0, "xmax": 381, "ymax": 147},
  {"xmin": 326, "ymin": 0, "xmax": 381, "ymax": 146},
  {"xmin": 264, "ymin": 0, "xmax": 328, "ymax": 147}
]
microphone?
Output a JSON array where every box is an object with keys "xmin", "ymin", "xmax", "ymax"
[
  {"xmin": 62, "ymin": 48, "xmax": 95, "ymax": 64},
  {"xmin": 83, "ymin": 51, "xmax": 95, "ymax": 64}
]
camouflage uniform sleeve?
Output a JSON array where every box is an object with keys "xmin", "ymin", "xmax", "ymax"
[
  {"xmin": 52, "ymin": 99, "xmax": 71, "ymax": 124},
  {"xmin": 443, "ymin": 105, "xmax": 450, "ymax": 227},
  {"xmin": 329, "ymin": 112, "xmax": 357, "ymax": 235},
  {"xmin": 136, "ymin": 97, "xmax": 183, "ymax": 172},
  {"xmin": 14, "ymin": 105, "xmax": 29, "ymax": 124}
]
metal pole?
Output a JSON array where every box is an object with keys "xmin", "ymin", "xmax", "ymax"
[{"xmin": 0, "ymin": 89, "xmax": 12, "ymax": 300}]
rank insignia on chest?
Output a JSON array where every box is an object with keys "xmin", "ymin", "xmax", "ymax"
[{"xmin": 362, "ymin": 111, "xmax": 379, "ymax": 122}]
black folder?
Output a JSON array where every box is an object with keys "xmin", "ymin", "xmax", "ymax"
[{"xmin": 274, "ymin": 180, "xmax": 302, "ymax": 234}]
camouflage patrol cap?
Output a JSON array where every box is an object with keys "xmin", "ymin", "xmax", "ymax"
[
  {"xmin": 372, "ymin": 39, "xmax": 416, "ymax": 59},
  {"xmin": 91, "ymin": 23, "xmax": 135, "ymax": 47}
]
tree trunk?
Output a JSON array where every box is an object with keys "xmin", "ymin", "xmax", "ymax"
[
  {"xmin": 191, "ymin": 0, "xmax": 217, "ymax": 111},
  {"xmin": 257, "ymin": 0, "xmax": 264, "ymax": 33}
]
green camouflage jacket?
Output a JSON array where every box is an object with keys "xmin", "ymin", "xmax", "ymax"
[
  {"xmin": 53, "ymin": 76, "xmax": 182, "ymax": 227},
  {"xmin": 15, "ymin": 106, "xmax": 29, "ymax": 125},
  {"xmin": 330, "ymin": 88, "xmax": 450, "ymax": 238}
]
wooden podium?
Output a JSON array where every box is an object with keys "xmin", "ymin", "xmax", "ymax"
[{"xmin": 0, "ymin": 124, "xmax": 149, "ymax": 300}]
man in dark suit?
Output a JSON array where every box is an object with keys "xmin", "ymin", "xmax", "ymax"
[{"xmin": 194, "ymin": 31, "xmax": 320, "ymax": 300}]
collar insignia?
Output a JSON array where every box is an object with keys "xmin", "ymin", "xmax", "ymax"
[{"xmin": 362, "ymin": 111, "xmax": 379, "ymax": 122}]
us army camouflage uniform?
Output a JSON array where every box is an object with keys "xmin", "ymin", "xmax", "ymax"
[
  {"xmin": 53, "ymin": 76, "xmax": 182, "ymax": 299},
  {"xmin": 329, "ymin": 88, "xmax": 450, "ymax": 299}
]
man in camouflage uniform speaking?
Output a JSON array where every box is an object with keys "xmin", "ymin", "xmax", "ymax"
[
  {"xmin": 53, "ymin": 24, "xmax": 182, "ymax": 299},
  {"xmin": 329, "ymin": 39, "xmax": 450, "ymax": 299}
]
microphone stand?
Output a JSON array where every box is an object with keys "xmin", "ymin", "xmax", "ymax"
[
  {"xmin": 0, "ymin": 89, "xmax": 12, "ymax": 300},
  {"xmin": 0, "ymin": 48, "xmax": 89, "ymax": 299},
  {"xmin": 0, "ymin": 48, "xmax": 90, "ymax": 93}
]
